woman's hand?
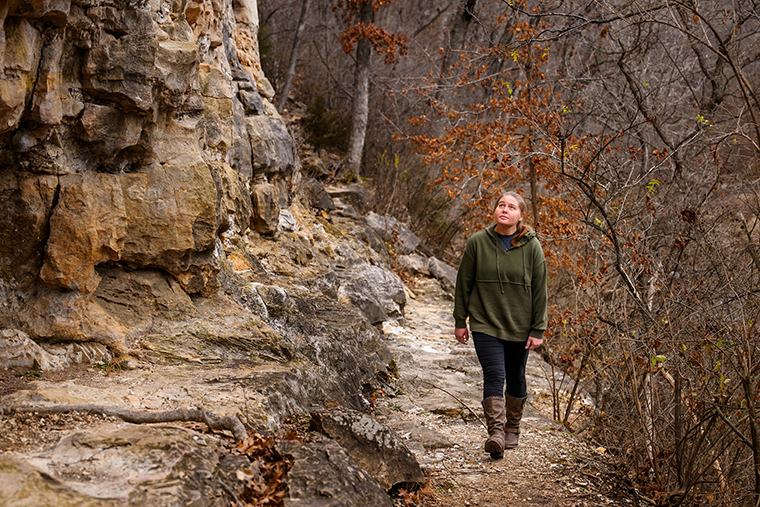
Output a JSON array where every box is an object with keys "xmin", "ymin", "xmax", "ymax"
[
  {"xmin": 455, "ymin": 327, "xmax": 469, "ymax": 344},
  {"xmin": 525, "ymin": 336, "xmax": 543, "ymax": 351}
]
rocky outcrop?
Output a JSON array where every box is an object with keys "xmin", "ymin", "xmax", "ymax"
[
  {"xmin": 278, "ymin": 438, "xmax": 394, "ymax": 507},
  {"xmin": 0, "ymin": 1, "xmax": 436, "ymax": 505},
  {"xmin": 0, "ymin": 0, "xmax": 292, "ymax": 304},
  {"xmin": 366, "ymin": 211, "xmax": 421, "ymax": 254},
  {"xmin": 4, "ymin": 424, "xmax": 247, "ymax": 506},
  {"xmin": 311, "ymin": 408, "xmax": 426, "ymax": 491}
]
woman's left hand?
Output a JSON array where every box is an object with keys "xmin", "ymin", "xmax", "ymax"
[{"xmin": 525, "ymin": 336, "xmax": 543, "ymax": 351}]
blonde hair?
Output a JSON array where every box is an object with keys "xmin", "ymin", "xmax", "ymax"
[{"xmin": 493, "ymin": 191, "xmax": 533, "ymax": 246}]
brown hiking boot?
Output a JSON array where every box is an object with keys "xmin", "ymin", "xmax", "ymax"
[
  {"xmin": 504, "ymin": 394, "xmax": 527, "ymax": 449},
  {"xmin": 482, "ymin": 397, "xmax": 506, "ymax": 459}
]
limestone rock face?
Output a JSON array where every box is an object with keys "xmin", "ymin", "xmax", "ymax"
[
  {"xmin": 120, "ymin": 165, "xmax": 216, "ymax": 265},
  {"xmin": 78, "ymin": 104, "xmax": 144, "ymax": 160},
  {"xmin": 0, "ymin": 16, "xmax": 42, "ymax": 135},
  {"xmin": 38, "ymin": 173, "xmax": 126, "ymax": 293},
  {"xmin": 0, "ymin": 1, "xmax": 432, "ymax": 504},
  {"xmin": 0, "ymin": 170, "xmax": 57, "ymax": 288},
  {"xmin": 0, "ymin": 0, "xmax": 293, "ymax": 301}
]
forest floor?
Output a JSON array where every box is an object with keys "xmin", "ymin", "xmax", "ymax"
[{"xmin": 377, "ymin": 277, "xmax": 639, "ymax": 507}]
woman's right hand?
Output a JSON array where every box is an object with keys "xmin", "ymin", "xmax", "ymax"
[{"xmin": 455, "ymin": 327, "xmax": 469, "ymax": 345}]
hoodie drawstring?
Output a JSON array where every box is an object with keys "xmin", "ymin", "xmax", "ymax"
[
  {"xmin": 495, "ymin": 234, "xmax": 530, "ymax": 294},
  {"xmin": 496, "ymin": 240, "xmax": 504, "ymax": 294}
]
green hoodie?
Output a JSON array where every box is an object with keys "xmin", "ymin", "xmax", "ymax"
[{"xmin": 454, "ymin": 224, "xmax": 547, "ymax": 342}]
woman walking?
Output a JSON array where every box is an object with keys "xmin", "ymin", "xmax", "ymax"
[{"xmin": 454, "ymin": 191, "xmax": 547, "ymax": 459}]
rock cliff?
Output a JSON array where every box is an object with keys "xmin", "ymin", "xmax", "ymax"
[{"xmin": 0, "ymin": 0, "xmax": 414, "ymax": 420}]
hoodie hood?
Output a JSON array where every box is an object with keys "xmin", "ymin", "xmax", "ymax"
[{"xmin": 485, "ymin": 224, "xmax": 536, "ymax": 247}]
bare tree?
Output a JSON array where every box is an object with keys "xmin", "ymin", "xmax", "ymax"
[
  {"xmin": 277, "ymin": 0, "xmax": 312, "ymax": 113},
  {"xmin": 344, "ymin": 0, "xmax": 375, "ymax": 175}
]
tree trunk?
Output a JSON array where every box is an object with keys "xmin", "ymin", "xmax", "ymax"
[
  {"xmin": 276, "ymin": 0, "xmax": 312, "ymax": 113},
  {"xmin": 742, "ymin": 372, "xmax": 760, "ymax": 503},
  {"xmin": 438, "ymin": 0, "xmax": 477, "ymax": 87},
  {"xmin": 344, "ymin": 1, "xmax": 374, "ymax": 177}
]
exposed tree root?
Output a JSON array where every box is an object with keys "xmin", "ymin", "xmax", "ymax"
[{"xmin": 6, "ymin": 404, "xmax": 248, "ymax": 442}]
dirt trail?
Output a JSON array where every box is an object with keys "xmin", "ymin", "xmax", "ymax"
[{"xmin": 377, "ymin": 278, "xmax": 631, "ymax": 507}]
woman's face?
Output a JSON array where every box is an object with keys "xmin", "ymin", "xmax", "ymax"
[{"xmin": 493, "ymin": 195, "xmax": 524, "ymax": 232}]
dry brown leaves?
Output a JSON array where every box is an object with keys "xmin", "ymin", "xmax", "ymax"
[{"xmin": 235, "ymin": 433, "xmax": 292, "ymax": 507}]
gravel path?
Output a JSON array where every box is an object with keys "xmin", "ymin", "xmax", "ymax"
[{"xmin": 377, "ymin": 278, "xmax": 633, "ymax": 507}]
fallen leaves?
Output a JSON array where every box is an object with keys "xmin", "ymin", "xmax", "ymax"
[{"xmin": 235, "ymin": 433, "xmax": 292, "ymax": 507}]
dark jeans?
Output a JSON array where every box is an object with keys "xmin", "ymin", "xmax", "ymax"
[{"xmin": 472, "ymin": 331, "xmax": 529, "ymax": 399}]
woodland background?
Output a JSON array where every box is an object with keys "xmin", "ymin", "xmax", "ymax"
[{"xmin": 260, "ymin": 0, "xmax": 760, "ymax": 505}]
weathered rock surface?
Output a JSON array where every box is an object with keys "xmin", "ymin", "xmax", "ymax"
[
  {"xmin": 337, "ymin": 261, "xmax": 407, "ymax": 325},
  {"xmin": 0, "ymin": 328, "xmax": 64, "ymax": 371},
  {"xmin": 14, "ymin": 423, "xmax": 245, "ymax": 506},
  {"xmin": 366, "ymin": 211, "xmax": 421, "ymax": 254},
  {"xmin": 38, "ymin": 173, "xmax": 126, "ymax": 293},
  {"xmin": 278, "ymin": 438, "xmax": 393, "ymax": 507},
  {"xmin": 311, "ymin": 408, "xmax": 426, "ymax": 491},
  {"xmin": 0, "ymin": 455, "xmax": 117, "ymax": 507},
  {"xmin": 428, "ymin": 256, "xmax": 458, "ymax": 293},
  {"xmin": 397, "ymin": 253, "xmax": 431, "ymax": 276},
  {"xmin": 325, "ymin": 183, "xmax": 371, "ymax": 214},
  {"xmin": 0, "ymin": 170, "xmax": 58, "ymax": 287}
]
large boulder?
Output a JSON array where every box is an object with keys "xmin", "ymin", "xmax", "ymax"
[
  {"xmin": 365, "ymin": 212, "xmax": 420, "ymax": 255},
  {"xmin": 246, "ymin": 113, "xmax": 296, "ymax": 178},
  {"xmin": 310, "ymin": 408, "xmax": 426, "ymax": 491},
  {"xmin": 336, "ymin": 262, "xmax": 406, "ymax": 325},
  {"xmin": 277, "ymin": 438, "xmax": 393, "ymax": 507},
  {"xmin": 428, "ymin": 256, "xmax": 457, "ymax": 292}
]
